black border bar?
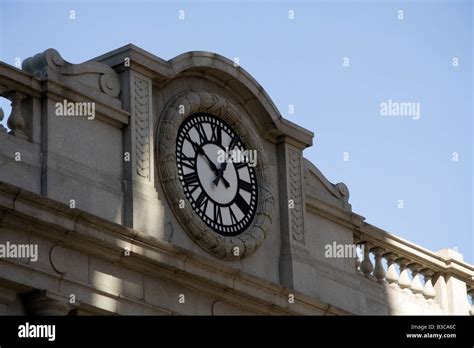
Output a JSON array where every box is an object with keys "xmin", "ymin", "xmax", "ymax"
[{"xmin": 0, "ymin": 315, "xmax": 472, "ymax": 346}]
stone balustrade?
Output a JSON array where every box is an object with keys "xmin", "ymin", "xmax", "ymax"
[
  {"xmin": 0, "ymin": 86, "xmax": 28, "ymax": 140},
  {"xmin": 354, "ymin": 225, "xmax": 474, "ymax": 314},
  {"xmin": 468, "ymin": 287, "xmax": 474, "ymax": 315},
  {"xmin": 0, "ymin": 62, "xmax": 43, "ymax": 142}
]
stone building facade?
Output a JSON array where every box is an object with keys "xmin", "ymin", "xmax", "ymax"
[{"xmin": 0, "ymin": 45, "xmax": 472, "ymax": 315}]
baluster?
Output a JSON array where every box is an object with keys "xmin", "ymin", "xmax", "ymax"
[
  {"xmin": 408, "ymin": 263, "xmax": 424, "ymax": 295},
  {"xmin": 384, "ymin": 252, "xmax": 399, "ymax": 285},
  {"xmin": 371, "ymin": 247, "xmax": 385, "ymax": 283},
  {"xmin": 0, "ymin": 106, "xmax": 6, "ymax": 132},
  {"xmin": 0, "ymin": 86, "xmax": 7, "ymax": 133},
  {"xmin": 359, "ymin": 242, "xmax": 374, "ymax": 279},
  {"xmin": 396, "ymin": 257, "xmax": 412, "ymax": 289},
  {"xmin": 468, "ymin": 288, "xmax": 474, "ymax": 316},
  {"xmin": 355, "ymin": 244, "xmax": 362, "ymax": 273},
  {"xmin": 420, "ymin": 269, "xmax": 436, "ymax": 300},
  {"xmin": 6, "ymin": 91, "xmax": 27, "ymax": 140},
  {"xmin": 353, "ymin": 237, "xmax": 362, "ymax": 273}
]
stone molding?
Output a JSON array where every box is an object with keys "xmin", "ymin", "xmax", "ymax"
[
  {"xmin": 288, "ymin": 148, "xmax": 304, "ymax": 243},
  {"xmin": 0, "ymin": 181, "xmax": 345, "ymax": 316},
  {"xmin": 22, "ymin": 290, "xmax": 72, "ymax": 315},
  {"xmin": 132, "ymin": 75, "xmax": 152, "ymax": 180},
  {"xmin": 156, "ymin": 91, "xmax": 275, "ymax": 260}
]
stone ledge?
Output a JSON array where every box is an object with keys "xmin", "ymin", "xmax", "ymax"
[
  {"xmin": 0, "ymin": 62, "xmax": 130, "ymax": 128},
  {"xmin": 0, "ymin": 180, "xmax": 347, "ymax": 316},
  {"xmin": 42, "ymin": 79, "xmax": 129, "ymax": 127},
  {"xmin": 305, "ymin": 193, "xmax": 364, "ymax": 229},
  {"xmin": 0, "ymin": 63, "xmax": 42, "ymax": 98}
]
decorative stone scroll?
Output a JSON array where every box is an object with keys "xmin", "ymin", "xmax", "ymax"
[
  {"xmin": 156, "ymin": 91, "xmax": 275, "ymax": 260},
  {"xmin": 22, "ymin": 48, "xmax": 120, "ymax": 98}
]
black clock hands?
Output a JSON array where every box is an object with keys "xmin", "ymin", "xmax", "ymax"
[
  {"xmin": 190, "ymin": 140, "xmax": 216, "ymax": 170},
  {"xmin": 190, "ymin": 140, "xmax": 231, "ymax": 188},
  {"xmin": 212, "ymin": 162, "xmax": 227, "ymax": 186},
  {"xmin": 213, "ymin": 134, "xmax": 240, "ymax": 186}
]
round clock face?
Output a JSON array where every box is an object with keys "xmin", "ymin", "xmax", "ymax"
[{"xmin": 176, "ymin": 113, "xmax": 258, "ymax": 236}]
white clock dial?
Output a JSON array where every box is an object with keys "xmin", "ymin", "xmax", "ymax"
[{"xmin": 176, "ymin": 113, "xmax": 258, "ymax": 236}]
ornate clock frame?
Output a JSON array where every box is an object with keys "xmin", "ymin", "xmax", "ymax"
[{"xmin": 156, "ymin": 91, "xmax": 275, "ymax": 260}]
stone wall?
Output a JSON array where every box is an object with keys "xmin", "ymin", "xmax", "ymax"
[{"xmin": 0, "ymin": 45, "xmax": 472, "ymax": 315}]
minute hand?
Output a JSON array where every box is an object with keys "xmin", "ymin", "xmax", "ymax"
[
  {"xmin": 191, "ymin": 140, "xmax": 230, "ymax": 188},
  {"xmin": 213, "ymin": 135, "xmax": 240, "ymax": 186},
  {"xmin": 203, "ymin": 151, "xmax": 231, "ymax": 188}
]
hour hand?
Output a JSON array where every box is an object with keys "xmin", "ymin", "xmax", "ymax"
[
  {"xmin": 190, "ymin": 140, "xmax": 231, "ymax": 188},
  {"xmin": 213, "ymin": 166, "xmax": 230, "ymax": 188},
  {"xmin": 190, "ymin": 140, "xmax": 205, "ymax": 157},
  {"xmin": 213, "ymin": 162, "xmax": 230, "ymax": 188}
]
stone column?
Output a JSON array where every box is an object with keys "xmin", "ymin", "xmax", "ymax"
[
  {"xmin": 436, "ymin": 249, "xmax": 471, "ymax": 315},
  {"xmin": 433, "ymin": 273, "xmax": 450, "ymax": 314},
  {"xmin": 277, "ymin": 140, "xmax": 307, "ymax": 288},
  {"xmin": 122, "ymin": 70, "xmax": 162, "ymax": 238}
]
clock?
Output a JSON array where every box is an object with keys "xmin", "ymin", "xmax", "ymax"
[
  {"xmin": 176, "ymin": 113, "xmax": 258, "ymax": 236},
  {"xmin": 157, "ymin": 91, "xmax": 274, "ymax": 260}
]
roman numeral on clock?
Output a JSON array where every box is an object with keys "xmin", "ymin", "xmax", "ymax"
[
  {"xmin": 179, "ymin": 155, "xmax": 195, "ymax": 169},
  {"xmin": 195, "ymin": 191, "xmax": 208, "ymax": 212},
  {"xmin": 195, "ymin": 123, "xmax": 208, "ymax": 144},
  {"xmin": 214, "ymin": 204, "xmax": 223, "ymax": 225},
  {"xmin": 229, "ymin": 134, "xmax": 240, "ymax": 150},
  {"xmin": 234, "ymin": 162, "xmax": 246, "ymax": 170},
  {"xmin": 183, "ymin": 172, "xmax": 199, "ymax": 187},
  {"xmin": 234, "ymin": 194, "xmax": 250, "ymax": 215},
  {"xmin": 238, "ymin": 179, "xmax": 253, "ymax": 193},
  {"xmin": 229, "ymin": 205, "xmax": 239, "ymax": 225},
  {"xmin": 210, "ymin": 123, "xmax": 222, "ymax": 144}
]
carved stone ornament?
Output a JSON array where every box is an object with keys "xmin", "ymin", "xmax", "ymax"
[
  {"xmin": 288, "ymin": 148, "xmax": 304, "ymax": 243},
  {"xmin": 156, "ymin": 91, "xmax": 275, "ymax": 260},
  {"xmin": 133, "ymin": 76, "xmax": 151, "ymax": 179},
  {"xmin": 22, "ymin": 48, "xmax": 120, "ymax": 98}
]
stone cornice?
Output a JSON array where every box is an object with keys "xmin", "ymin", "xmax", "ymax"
[
  {"xmin": 0, "ymin": 62, "xmax": 129, "ymax": 128},
  {"xmin": 275, "ymin": 118, "xmax": 314, "ymax": 149},
  {"xmin": 305, "ymin": 192, "xmax": 364, "ymax": 229},
  {"xmin": 0, "ymin": 62, "xmax": 42, "ymax": 97},
  {"xmin": 91, "ymin": 44, "xmax": 313, "ymax": 149},
  {"xmin": 41, "ymin": 79, "xmax": 129, "ymax": 127},
  {"xmin": 0, "ymin": 181, "xmax": 348, "ymax": 316}
]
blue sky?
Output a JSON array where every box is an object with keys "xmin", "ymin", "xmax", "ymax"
[{"xmin": 1, "ymin": 0, "xmax": 472, "ymax": 263}]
